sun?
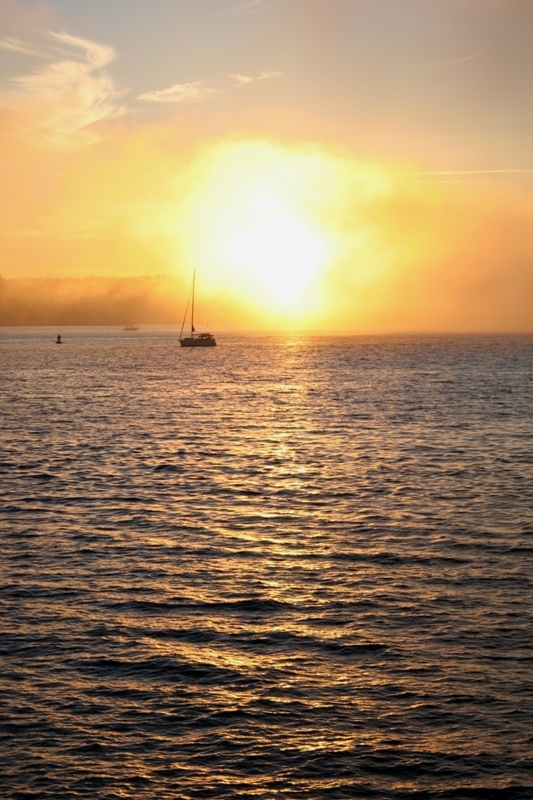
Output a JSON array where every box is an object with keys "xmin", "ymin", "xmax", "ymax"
[
  {"xmin": 221, "ymin": 191, "xmax": 329, "ymax": 305},
  {"xmin": 184, "ymin": 141, "xmax": 337, "ymax": 311}
]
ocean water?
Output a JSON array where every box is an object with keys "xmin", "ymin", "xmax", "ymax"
[{"xmin": 1, "ymin": 328, "xmax": 532, "ymax": 800}]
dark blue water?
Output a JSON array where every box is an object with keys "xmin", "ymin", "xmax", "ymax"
[{"xmin": 1, "ymin": 329, "xmax": 532, "ymax": 799}]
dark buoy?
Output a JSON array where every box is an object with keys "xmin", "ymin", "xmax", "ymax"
[{"xmin": 56, "ymin": 334, "xmax": 62, "ymax": 344}]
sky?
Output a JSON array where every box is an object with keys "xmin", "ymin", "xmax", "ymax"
[{"xmin": 1, "ymin": 0, "xmax": 532, "ymax": 331}]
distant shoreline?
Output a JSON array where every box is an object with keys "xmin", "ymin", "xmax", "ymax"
[{"xmin": 0, "ymin": 326, "xmax": 531, "ymax": 337}]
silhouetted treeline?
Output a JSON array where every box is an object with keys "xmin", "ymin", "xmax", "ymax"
[{"xmin": 0, "ymin": 275, "xmax": 183, "ymax": 325}]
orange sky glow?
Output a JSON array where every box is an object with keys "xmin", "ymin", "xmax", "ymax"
[{"xmin": 1, "ymin": 0, "xmax": 532, "ymax": 331}]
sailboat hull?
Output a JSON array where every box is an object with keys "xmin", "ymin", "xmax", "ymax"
[{"xmin": 179, "ymin": 337, "xmax": 216, "ymax": 347}]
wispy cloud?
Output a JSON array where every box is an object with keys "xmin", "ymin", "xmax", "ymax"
[
  {"xmin": 138, "ymin": 81, "xmax": 215, "ymax": 104},
  {"xmin": 0, "ymin": 31, "xmax": 126, "ymax": 148},
  {"xmin": 405, "ymin": 169, "xmax": 533, "ymax": 177},
  {"xmin": 403, "ymin": 48, "xmax": 488, "ymax": 75},
  {"xmin": 0, "ymin": 36, "xmax": 50, "ymax": 58},
  {"xmin": 447, "ymin": 48, "xmax": 487, "ymax": 68},
  {"xmin": 230, "ymin": 71, "xmax": 281, "ymax": 86},
  {"xmin": 2, "ymin": 28, "xmax": 281, "ymax": 142},
  {"xmin": 138, "ymin": 71, "xmax": 281, "ymax": 104},
  {"xmin": 47, "ymin": 31, "xmax": 116, "ymax": 70}
]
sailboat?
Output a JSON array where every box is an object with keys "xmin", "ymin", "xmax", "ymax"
[{"xmin": 179, "ymin": 270, "xmax": 216, "ymax": 347}]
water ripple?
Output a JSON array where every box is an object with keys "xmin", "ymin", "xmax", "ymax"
[{"xmin": 0, "ymin": 330, "xmax": 532, "ymax": 798}]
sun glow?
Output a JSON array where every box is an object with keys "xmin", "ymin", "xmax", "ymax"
[
  {"xmin": 221, "ymin": 193, "xmax": 329, "ymax": 305},
  {"xmin": 182, "ymin": 141, "xmax": 338, "ymax": 313}
]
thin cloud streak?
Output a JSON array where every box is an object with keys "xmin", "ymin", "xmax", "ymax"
[
  {"xmin": 403, "ymin": 48, "xmax": 488, "ymax": 75},
  {"xmin": 47, "ymin": 31, "xmax": 116, "ymax": 70},
  {"xmin": 231, "ymin": 71, "xmax": 281, "ymax": 86},
  {"xmin": 405, "ymin": 169, "xmax": 533, "ymax": 176},
  {"xmin": 0, "ymin": 30, "xmax": 125, "ymax": 148},
  {"xmin": 0, "ymin": 36, "xmax": 50, "ymax": 58},
  {"xmin": 139, "ymin": 71, "xmax": 281, "ymax": 102},
  {"xmin": 138, "ymin": 81, "xmax": 215, "ymax": 104},
  {"xmin": 448, "ymin": 48, "xmax": 488, "ymax": 68}
]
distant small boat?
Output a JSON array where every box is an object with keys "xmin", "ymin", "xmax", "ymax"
[
  {"xmin": 123, "ymin": 324, "xmax": 139, "ymax": 331},
  {"xmin": 179, "ymin": 270, "xmax": 216, "ymax": 347}
]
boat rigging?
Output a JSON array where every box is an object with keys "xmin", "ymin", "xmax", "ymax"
[{"xmin": 179, "ymin": 270, "xmax": 216, "ymax": 347}]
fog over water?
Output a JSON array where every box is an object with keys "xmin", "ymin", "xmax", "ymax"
[{"xmin": 1, "ymin": 329, "xmax": 531, "ymax": 799}]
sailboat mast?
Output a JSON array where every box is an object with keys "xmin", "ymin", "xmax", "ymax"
[{"xmin": 191, "ymin": 269, "xmax": 195, "ymax": 338}]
